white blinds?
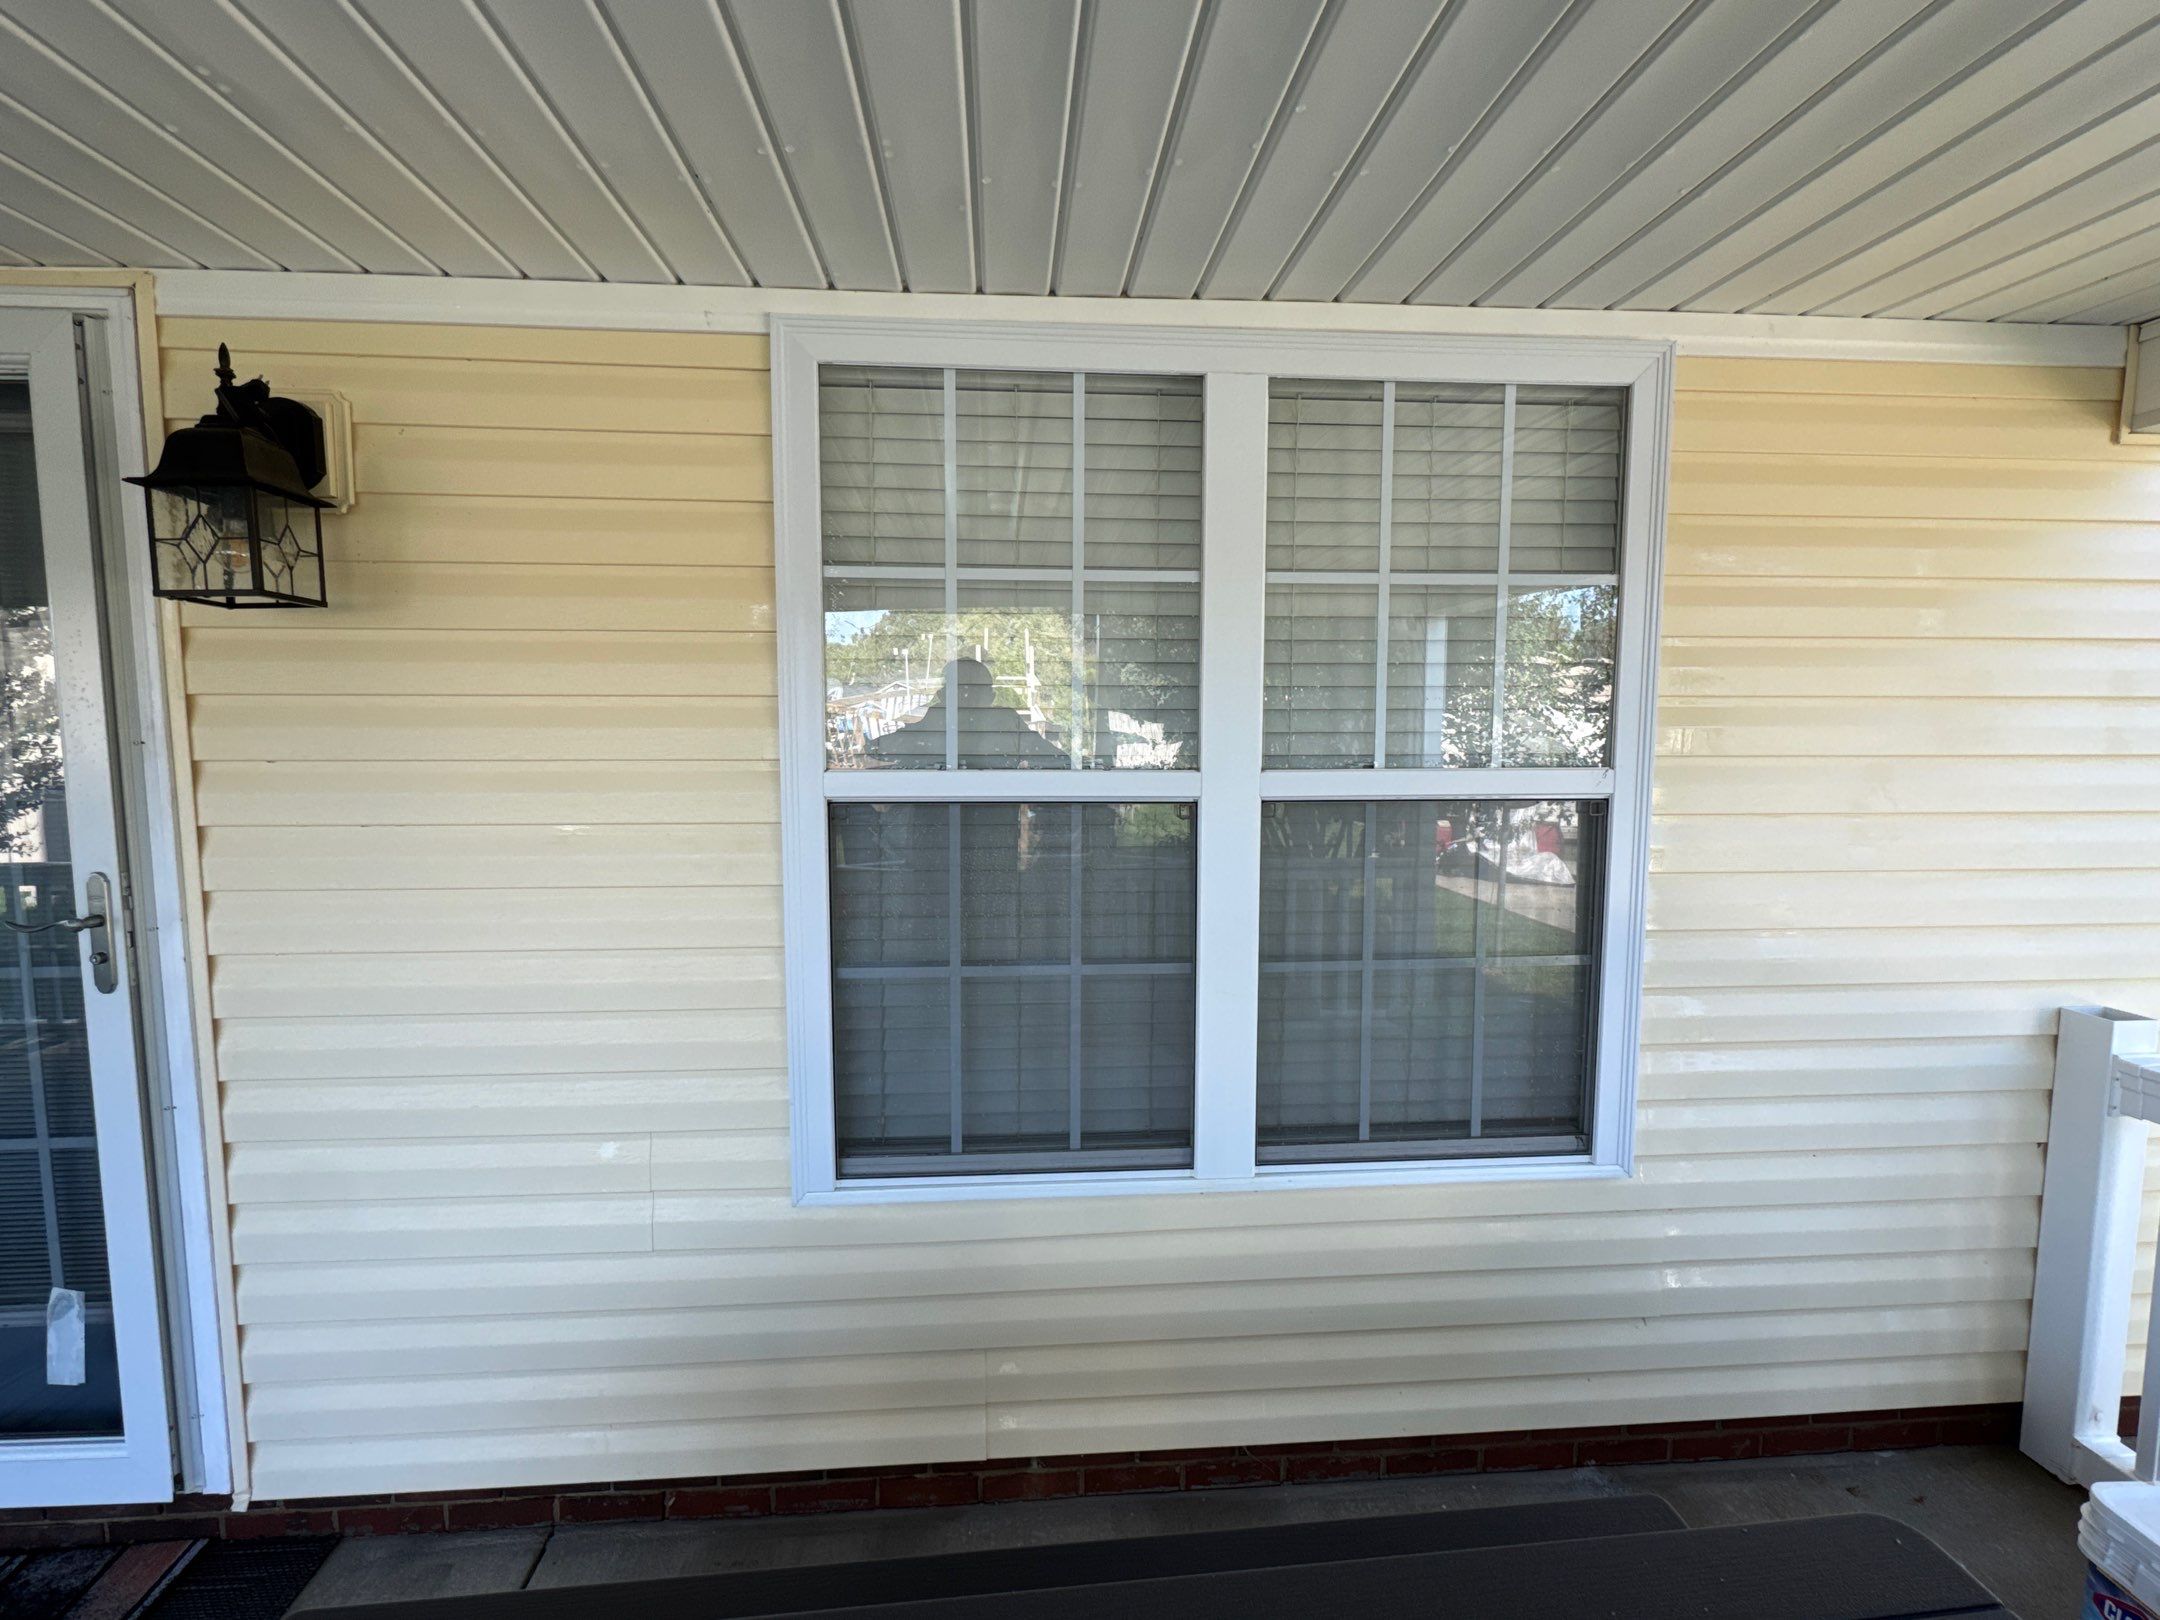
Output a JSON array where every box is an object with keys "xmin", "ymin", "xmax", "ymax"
[
  {"xmin": 829, "ymin": 802, "xmax": 1197, "ymax": 1173},
  {"xmin": 819, "ymin": 366, "xmax": 1202, "ymax": 772},
  {"xmin": 1256, "ymin": 799, "xmax": 1599, "ymax": 1160}
]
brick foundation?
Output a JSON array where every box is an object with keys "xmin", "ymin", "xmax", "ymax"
[{"xmin": 0, "ymin": 1403, "xmax": 2020, "ymax": 1550}]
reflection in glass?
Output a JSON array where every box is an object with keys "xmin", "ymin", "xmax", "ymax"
[
  {"xmin": 829, "ymin": 802, "xmax": 1196, "ymax": 1173},
  {"xmin": 2, "ymin": 379, "xmax": 120, "ymax": 1438},
  {"xmin": 823, "ymin": 581, "xmax": 1197, "ymax": 769},
  {"xmin": 819, "ymin": 366, "xmax": 1202, "ymax": 773},
  {"xmin": 1257, "ymin": 799, "xmax": 1601, "ymax": 1161},
  {"xmin": 1503, "ymin": 584, "xmax": 1615, "ymax": 767},
  {"xmin": 1384, "ymin": 588, "xmax": 1495, "ymax": 768}
]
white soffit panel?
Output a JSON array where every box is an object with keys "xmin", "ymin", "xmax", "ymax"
[{"xmin": 0, "ymin": 0, "xmax": 2153, "ymax": 328}]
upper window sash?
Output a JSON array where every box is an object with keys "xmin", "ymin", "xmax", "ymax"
[{"xmin": 772, "ymin": 318, "xmax": 1672, "ymax": 1204}]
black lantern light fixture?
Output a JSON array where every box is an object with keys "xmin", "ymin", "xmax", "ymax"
[{"xmin": 127, "ymin": 344, "xmax": 331, "ymax": 608}]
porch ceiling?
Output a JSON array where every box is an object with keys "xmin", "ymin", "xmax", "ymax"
[{"xmin": 1, "ymin": 0, "xmax": 2157, "ymax": 327}]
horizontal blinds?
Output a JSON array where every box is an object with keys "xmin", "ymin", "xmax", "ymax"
[
  {"xmin": 829, "ymin": 802, "xmax": 1196, "ymax": 1173},
  {"xmin": 1263, "ymin": 378, "xmax": 1624, "ymax": 771},
  {"xmin": 819, "ymin": 366, "xmax": 1203, "ymax": 773}
]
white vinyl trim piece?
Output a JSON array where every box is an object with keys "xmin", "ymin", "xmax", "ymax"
[
  {"xmin": 154, "ymin": 270, "xmax": 2131, "ymax": 366},
  {"xmin": 775, "ymin": 316, "xmax": 1666, "ymax": 1204}
]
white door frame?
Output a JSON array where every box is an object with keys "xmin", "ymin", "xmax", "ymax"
[{"xmin": 0, "ymin": 289, "xmax": 234, "ymax": 1507}]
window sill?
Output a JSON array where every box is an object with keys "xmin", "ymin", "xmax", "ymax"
[{"xmin": 796, "ymin": 1156, "xmax": 1629, "ymax": 1206}]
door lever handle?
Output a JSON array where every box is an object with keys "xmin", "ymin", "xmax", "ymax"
[{"xmin": 78, "ymin": 874, "xmax": 118, "ymax": 994}]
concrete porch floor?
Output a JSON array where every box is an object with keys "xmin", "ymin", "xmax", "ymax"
[{"xmin": 288, "ymin": 1445, "xmax": 2086, "ymax": 1620}]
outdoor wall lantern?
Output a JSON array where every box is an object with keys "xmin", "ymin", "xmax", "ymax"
[{"xmin": 127, "ymin": 343, "xmax": 331, "ymax": 608}]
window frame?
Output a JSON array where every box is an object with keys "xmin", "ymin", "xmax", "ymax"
[{"xmin": 774, "ymin": 318, "xmax": 1672, "ymax": 1205}]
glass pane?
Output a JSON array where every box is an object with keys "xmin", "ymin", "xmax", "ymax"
[
  {"xmin": 819, "ymin": 365, "xmax": 944, "ymax": 568},
  {"xmin": 1263, "ymin": 583, "xmax": 1377, "ymax": 768},
  {"xmin": 1, "ymin": 377, "xmax": 120, "ymax": 1438},
  {"xmin": 1267, "ymin": 380, "xmax": 1381, "ymax": 570},
  {"xmin": 820, "ymin": 365, "xmax": 1201, "ymax": 773},
  {"xmin": 1502, "ymin": 583, "xmax": 1615, "ymax": 767},
  {"xmin": 830, "ymin": 802, "xmax": 1196, "ymax": 1174},
  {"xmin": 956, "ymin": 369, "xmax": 1073, "ymax": 569},
  {"xmin": 1257, "ymin": 799, "xmax": 1599, "ymax": 1162},
  {"xmin": 1383, "ymin": 587, "xmax": 1494, "ymax": 768},
  {"xmin": 1511, "ymin": 385, "xmax": 1623, "ymax": 573},
  {"xmin": 823, "ymin": 579, "xmax": 1197, "ymax": 770},
  {"xmin": 1391, "ymin": 383, "xmax": 1503, "ymax": 572},
  {"xmin": 1083, "ymin": 374, "xmax": 1201, "ymax": 571},
  {"xmin": 1081, "ymin": 581, "xmax": 1198, "ymax": 769}
]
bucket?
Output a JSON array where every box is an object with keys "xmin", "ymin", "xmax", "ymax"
[{"xmin": 2091, "ymin": 1563, "xmax": 2160, "ymax": 1620}]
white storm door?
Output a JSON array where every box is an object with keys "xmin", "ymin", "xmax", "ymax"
[{"xmin": 0, "ymin": 309, "xmax": 172, "ymax": 1507}]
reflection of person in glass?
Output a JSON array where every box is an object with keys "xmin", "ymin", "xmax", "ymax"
[{"xmin": 867, "ymin": 657, "xmax": 1065, "ymax": 768}]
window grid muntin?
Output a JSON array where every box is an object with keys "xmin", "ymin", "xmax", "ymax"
[{"xmin": 1262, "ymin": 380, "xmax": 1621, "ymax": 772}]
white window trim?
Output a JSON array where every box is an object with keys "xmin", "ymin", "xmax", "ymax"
[{"xmin": 773, "ymin": 317, "xmax": 1672, "ymax": 1206}]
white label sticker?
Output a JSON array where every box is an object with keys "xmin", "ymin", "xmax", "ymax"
[{"xmin": 46, "ymin": 1287, "xmax": 86, "ymax": 1385}]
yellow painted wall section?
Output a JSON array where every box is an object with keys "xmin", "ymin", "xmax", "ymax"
[{"xmin": 161, "ymin": 318, "xmax": 2160, "ymax": 1501}]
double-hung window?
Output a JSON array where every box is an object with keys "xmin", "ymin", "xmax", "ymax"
[{"xmin": 774, "ymin": 322, "xmax": 1668, "ymax": 1201}]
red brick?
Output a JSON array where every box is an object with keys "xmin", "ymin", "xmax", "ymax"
[
  {"xmin": 1939, "ymin": 1413, "xmax": 2017, "ymax": 1446},
  {"xmin": 1759, "ymin": 1426, "xmax": 1852, "ymax": 1459},
  {"xmin": 1483, "ymin": 1441, "xmax": 1577, "ymax": 1473},
  {"xmin": 444, "ymin": 1497, "xmax": 557, "ymax": 1531},
  {"xmin": 1142, "ymin": 1447, "xmax": 1240, "ymax": 1463},
  {"xmin": 1034, "ymin": 1453, "xmax": 1135, "ymax": 1469},
  {"xmin": 1576, "ymin": 1437, "xmax": 1671, "ymax": 1467},
  {"xmin": 980, "ymin": 1470, "xmax": 1081, "ymax": 1504},
  {"xmin": 555, "ymin": 1492, "xmax": 664, "ymax": 1525},
  {"xmin": 668, "ymin": 1487, "xmax": 774, "ymax": 1521},
  {"xmin": 877, "ymin": 1475, "xmax": 981, "ymax": 1510},
  {"xmin": 224, "ymin": 1509, "xmax": 337, "ymax": 1539},
  {"xmin": 1625, "ymin": 1419, "xmax": 1724, "ymax": 1436},
  {"xmin": 1849, "ymin": 1420, "xmax": 1943, "ymax": 1452},
  {"xmin": 1384, "ymin": 1450, "xmax": 1480, "ymax": 1477},
  {"xmin": 1181, "ymin": 1456, "xmax": 1281, "ymax": 1490},
  {"xmin": 1080, "ymin": 1464, "xmax": 1181, "ymax": 1495},
  {"xmin": 1256, "ymin": 1441, "xmax": 1346, "ymax": 1457},
  {"xmin": 1813, "ymin": 1409, "xmax": 1904, "ymax": 1426},
  {"xmin": 1284, "ymin": 1453, "xmax": 1387, "ymax": 1483},
  {"xmin": 337, "ymin": 1504, "xmax": 449, "ymax": 1537},
  {"xmin": 1671, "ymin": 1433, "xmax": 1763, "ymax": 1464},
  {"xmin": 107, "ymin": 1517, "xmax": 221, "ymax": 1544},
  {"xmin": 775, "ymin": 1478, "xmax": 880, "ymax": 1516}
]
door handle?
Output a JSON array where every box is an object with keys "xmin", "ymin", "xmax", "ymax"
[{"xmin": 74, "ymin": 873, "xmax": 118, "ymax": 994}]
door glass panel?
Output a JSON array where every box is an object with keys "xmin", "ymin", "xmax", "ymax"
[{"xmin": 0, "ymin": 378, "xmax": 119, "ymax": 1439}]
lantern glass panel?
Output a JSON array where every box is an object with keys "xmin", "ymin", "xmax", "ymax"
[
  {"xmin": 149, "ymin": 485, "xmax": 256, "ymax": 597},
  {"xmin": 250, "ymin": 490, "xmax": 321, "ymax": 602}
]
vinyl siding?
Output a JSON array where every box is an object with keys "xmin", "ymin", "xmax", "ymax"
[{"xmin": 159, "ymin": 319, "xmax": 2155, "ymax": 1500}]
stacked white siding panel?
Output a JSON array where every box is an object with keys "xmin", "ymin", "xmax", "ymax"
[{"xmin": 163, "ymin": 320, "xmax": 2157, "ymax": 1498}]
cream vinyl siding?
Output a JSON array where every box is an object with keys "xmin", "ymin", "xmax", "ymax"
[{"xmin": 162, "ymin": 319, "xmax": 2154, "ymax": 1500}]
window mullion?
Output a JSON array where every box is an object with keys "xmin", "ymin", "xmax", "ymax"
[
  {"xmin": 942, "ymin": 367, "xmax": 959, "ymax": 772},
  {"xmin": 1191, "ymin": 372, "xmax": 1267, "ymax": 1181},
  {"xmin": 1069, "ymin": 373, "xmax": 1086, "ymax": 771}
]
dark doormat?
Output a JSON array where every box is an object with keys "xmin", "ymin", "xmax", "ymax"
[
  {"xmin": 301, "ymin": 1501, "xmax": 2007, "ymax": 1620},
  {"xmin": 141, "ymin": 1535, "xmax": 338, "ymax": 1620},
  {"xmin": 0, "ymin": 1546, "xmax": 119, "ymax": 1620}
]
